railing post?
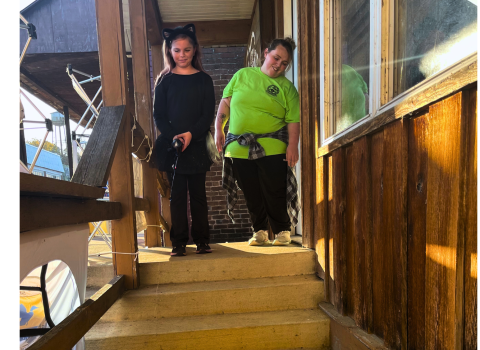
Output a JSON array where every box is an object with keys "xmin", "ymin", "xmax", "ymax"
[
  {"xmin": 128, "ymin": 0, "xmax": 160, "ymax": 247},
  {"xmin": 95, "ymin": 0, "xmax": 139, "ymax": 289}
]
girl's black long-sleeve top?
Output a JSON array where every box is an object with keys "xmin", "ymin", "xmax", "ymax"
[{"xmin": 153, "ymin": 71, "xmax": 215, "ymax": 174}]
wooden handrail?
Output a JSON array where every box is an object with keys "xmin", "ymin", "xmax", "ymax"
[{"xmin": 26, "ymin": 275, "xmax": 125, "ymax": 350}]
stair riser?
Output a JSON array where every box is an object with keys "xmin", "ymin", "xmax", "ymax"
[
  {"xmin": 140, "ymin": 252, "xmax": 316, "ymax": 285},
  {"xmin": 86, "ymin": 321, "xmax": 330, "ymax": 350},
  {"xmin": 99, "ymin": 281, "xmax": 325, "ymax": 321}
]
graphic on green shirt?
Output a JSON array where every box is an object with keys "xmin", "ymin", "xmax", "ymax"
[{"xmin": 222, "ymin": 67, "xmax": 300, "ymax": 159}]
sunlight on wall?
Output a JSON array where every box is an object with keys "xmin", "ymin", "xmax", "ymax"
[
  {"xmin": 471, "ymin": 253, "xmax": 477, "ymax": 278},
  {"xmin": 329, "ymin": 238, "xmax": 334, "ymax": 281},
  {"xmin": 317, "ymin": 238, "xmax": 326, "ymax": 272},
  {"xmin": 426, "ymin": 244, "xmax": 456, "ymax": 270}
]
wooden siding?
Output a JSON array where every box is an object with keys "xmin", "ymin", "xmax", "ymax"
[
  {"xmin": 316, "ymin": 87, "xmax": 477, "ymax": 349},
  {"xmin": 20, "ymin": 0, "xmax": 98, "ymax": 55}
]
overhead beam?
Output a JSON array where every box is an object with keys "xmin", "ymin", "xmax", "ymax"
[
  {"xmin": 20, "ymin": 196, "xmax": 122, "ymax": 232},
  {"xmin": 26, "ymin": 275, "xmax": 125, "ymax": 350},
  {"xmin": 20, "ymin": 67, "xmax": 82, "ymax": 120},
  {"xmin": 145, "ymin": 0, "xmax": 163, "ymax": 45},
  {"xmin": 163, "ymin": 20, "xmax": 251, "ymax": 46}
]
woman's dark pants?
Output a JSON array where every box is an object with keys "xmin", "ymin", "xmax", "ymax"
[
  {"xmin": 231, "ymin": 154, "xmax": 291, "ymax": 234},
  {"xmin": 168, "ymin": 172, "xmax": 209, "ymax": 246}
]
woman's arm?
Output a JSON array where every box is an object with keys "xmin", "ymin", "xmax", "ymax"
[
  {"xmin": 153, "ymin": 82, "xmax": 176, "ymax": 140},
  {"xmin": 214, "ymin": 97, "xmax": 231, "ymax": 152},
  {"xmin": 286, "ymin": 122, "xmax": 300, "ymax": 167}
]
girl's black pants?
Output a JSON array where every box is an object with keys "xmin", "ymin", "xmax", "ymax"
[
  {"xmin": 168, "ymin": 172, "xmax": 209, "ymax": 246},
  {"xmin": 231, "ymin": 154, "xmax": 291, "ymax": 234}
]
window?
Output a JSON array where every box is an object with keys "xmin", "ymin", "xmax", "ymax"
[
  {"xmin": 46, "ymin": 174, "xmax": 56, "ymax": 179},
  {"xmin": 389, "ymin": 0, "xmax": 477, "ymax": 99},
  {"xmin": 321, "ymin": 0, "xmax": 477, "ymax": 141},
  {"xmin": 32, "ymin": 170, "xmax": 44, "ymax": 177}
]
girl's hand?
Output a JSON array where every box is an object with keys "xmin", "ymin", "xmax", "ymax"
[
  {"xmin": 173, "ymin": 132, "xmax": 192, "ymax": 152},
  {"xmin": 286, "ymin": 144, "xmax": 299, "ymax": 167},
  {"xmin": 215, "ymin": 130, "xmax": 225, "ymax": 153}
]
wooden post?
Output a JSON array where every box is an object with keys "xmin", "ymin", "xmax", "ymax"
[
  {"xmin": 128, "ymin": 0, "xmax": 160, "ymax": 248},
  {"xmin": 95, "ymin": 0, "xmax": 139, "ymax": 289},
  {"xmin": 63, "ymin": 106, "xmax": 73, "ymax": 179},
  {"xmin": 150, "ymin": 44, "xmax": 173, "ymax": 247}
]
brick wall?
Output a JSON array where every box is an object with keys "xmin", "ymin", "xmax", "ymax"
[
  {"xmin": 201, "ymin": 46, "xmax": 253, "ymax": 243},
  {"xmin": 150, "ymin": 45, "xmax": 254, "ymax": 244}
]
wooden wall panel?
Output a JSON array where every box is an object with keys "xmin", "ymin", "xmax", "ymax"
[
  {"xmin": 345, "ymin": 146, "xmax": 355, "ymax": 318},
  {"xmin": 407, "ymin": 112, "xmax": 429, "ymax": 350},
  {"xmin": 425, "ymin": 92, "xmax": 463, "ymax": 349},
  {"xmin": 332, "ymin": 148, "xmax": 347, "ymax": 315},
  {"xmin": 328, "ymin": 155, "xmax": 336, "ymax": 305},
  {"xmin": 315, "ymin": 156, "xmax": 328, "ymax": 280},
  {"xmin": 352, "ymin": 136, "xmax": 372, "ymax": 331},
  {"xmin": 382, "ymin": 119, "xmax": 408, "ymax": 350},
  {"xmin": 371, "ymin": 131, "xmax": 385, "ymax": 339},
  {"xmin": 464, "ymin": 89, "xmax": 477, "ymax": 350}
]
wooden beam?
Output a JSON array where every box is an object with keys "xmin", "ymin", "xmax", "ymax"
[
  {"xmin": 26, "ymin": 275, "xmax": 124, "ymax": 350},
  {"xmin": 145, "ymin": 0, "xmax": 163, "ymax": 45},
  {"xmin": 21, "ymin": 173, "xmax": 105, "ymax": 199},
  {"xmin": 163, "ymin": 20, "xmax": 251, "ymax": 46},
  {"xmin": 129, "ymin": 0, "xmax": 161, "ymax": 247},
  {"xmin": 134, "ymin": 197, "xmax": 150, "ymax": 212},
  {"xmin": 20, "ymin": 196, "xmax": 122, "ymax": 232},
  {"xmin": 318, "ymin": 59, "xmax": 477, "ymax": 157},
  {"xmin": 156, "ymin": 170, "xmax": 169, "ymax": 197},
  {"xmin": 131, "ymin": 119, "xmax": 152, "ymax": 160},
  {"xmin": 71, "ymin": 105, "xmax": 127, "ymax": 187},
  {"xmin": 95, "ymin": 0, "xmax": 139, "ymax": 289},
  {"xmin": 20, "ymin": 67, "xmax": 82, "ymax": 120}
]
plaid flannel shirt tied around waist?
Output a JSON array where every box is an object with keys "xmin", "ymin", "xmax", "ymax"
[{"xmin": 222, "ymin": 125, "xmax": 300, "ymax": 227}]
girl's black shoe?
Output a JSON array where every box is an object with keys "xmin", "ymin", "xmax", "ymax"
[
  {"xmin": 196, "ymin": 243, "xmax": 212, "ymax": 254},
  {"xmin": 171, "ymin": 245, "xmax": 186, "ymax": 256}
]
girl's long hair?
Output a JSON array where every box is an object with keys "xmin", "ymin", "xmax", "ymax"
[{"xmin": 154, "ymin": 34, "xmax": 205, "ymax": 87}]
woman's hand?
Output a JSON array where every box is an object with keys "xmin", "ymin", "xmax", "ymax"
[
  {"xmin": 215, "ymin": 129, "xmax": 225, "ymax": 153},
  {"xmin": 173, "ymin": 132, "xmax": 192, "ymax": 152},
  {"xmin": 286, "ymin": 144, "xmax": 299, "ymax": 167}
]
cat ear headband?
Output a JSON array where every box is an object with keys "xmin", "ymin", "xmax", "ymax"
[{"xmin": 162, "ymin": 24, "xmax": 197, "ymax": 45}]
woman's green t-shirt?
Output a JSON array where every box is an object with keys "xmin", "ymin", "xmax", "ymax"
[{"xmin": 222, "ymin": 67, "xmax": 300, "ymax": 159}]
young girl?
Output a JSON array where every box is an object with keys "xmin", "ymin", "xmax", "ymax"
[{"xmin": 153, "ymin": 24, "xmax": 215, "ymax": 256}]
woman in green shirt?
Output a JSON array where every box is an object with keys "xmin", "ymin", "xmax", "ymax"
[{"xmin": 215, "ymin": 38, "xmax": 300, "ymax": 246}]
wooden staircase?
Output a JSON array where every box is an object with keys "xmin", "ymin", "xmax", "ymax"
[{"xmin": 85, "ymin": 242, "xmax": 330, "ymax": 349}]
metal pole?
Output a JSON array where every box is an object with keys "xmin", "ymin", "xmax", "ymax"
[
  {"xmin": 63, "ymin": 106, "xmax": 74, "ymax": 179},
  {"xmin": 20, "ymin": 37, "xmax": 32, "ymax": 66},
  {"xmin": 20, "ymin": 90, "xmax": 47, "ymax": 120},
  {"xmin": 28, "ymin": 130, "xmax": 50, "ymax": 173}
]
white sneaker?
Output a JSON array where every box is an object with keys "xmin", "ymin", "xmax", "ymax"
[
  {"xmin": 248, "ymin": 230, "xmax": 270, "ymax": 246},
  {"xmin": 272, "ymin": 231, "xmax": 291, "ymax": 246}
]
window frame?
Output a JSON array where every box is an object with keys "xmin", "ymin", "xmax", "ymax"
[{"xmin": 319, "ymin": 0, "xmax": 478, "ymax": 148}]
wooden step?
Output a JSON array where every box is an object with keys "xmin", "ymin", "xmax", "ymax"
[
  {"xmin": 139, "ymin": 242, "xmax": 316, "ymax": 285},
  {"xmin": 85, "ymin": 309, "xmax": 330, "ymax": 350},
  {"xmin": 97, "ymin": 275, "xmax": 324, "ymax": 322}
]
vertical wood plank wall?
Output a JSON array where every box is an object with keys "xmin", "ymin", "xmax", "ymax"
[{"xmin": 313, "ymin": 87, "xmax": 477, "ymax": 349}]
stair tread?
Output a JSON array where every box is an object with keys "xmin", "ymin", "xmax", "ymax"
[
  {"xmin": 139, "ymin": 242, "xmax": 314, "ymax": 264},
  {"xmin": 86, "ymin": 308, "xmax": 329, "ymax": 340},
  {"xmin": 123, "ymin": 275, "xmax": 322, "ymax": 296}
]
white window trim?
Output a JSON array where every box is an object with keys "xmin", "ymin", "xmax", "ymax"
[{"xmin": 319, "ymin": 0, "xmax": 478, "ymax": 148}]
